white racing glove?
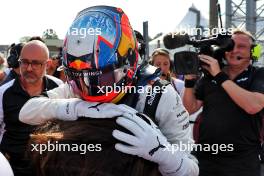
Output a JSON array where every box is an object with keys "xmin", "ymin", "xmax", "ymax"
[
  {"xmin": 113, "ymin": 112, "xmax": 197, "ymax": 176},
  {"xmin": 56, "ymin": 98, "xmax": 138, "ymax": 121}
]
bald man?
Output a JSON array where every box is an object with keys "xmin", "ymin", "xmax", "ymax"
[{"xmin": 0, "ymin": 40, "xmax": 63, "ymax": 176}]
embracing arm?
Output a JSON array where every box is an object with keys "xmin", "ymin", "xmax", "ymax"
[
  {"xmin": 19, "ymin": 97, "xmax": 78, "ymax": 125},
  {"xmin": 19, "ymin": 83, "xmax": 74, "ymax": 125},
  {"xmin": 19, "ymin": 83, "xmax": 138, "ymax": 125},
  {"xmin": 156, "ymin": 84, "xmax": 192, "ymax": 144},
  {"xmin": 113, "ymin": 112, "xmax": 199, "ymax": 176},
  {"xmin": 155, "ymin": 85, "xmax": 199, "ymax": 175}
]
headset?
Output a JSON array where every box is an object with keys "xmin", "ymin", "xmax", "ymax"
[
  {"xmin": 234, "ymin": 35, "xmax": 262, "ymax": 62},
  {"xmin": 7, "ymin": 43, "xmax": 24, "ymax": 68},
  {"xmin": 250, "ymin": 41, "xmax": 262, "ymax": 61}
]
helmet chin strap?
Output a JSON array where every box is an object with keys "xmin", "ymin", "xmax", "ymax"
[{"xmin": 111, "ymin": 91, "xmax": 126, "ymax": 103}]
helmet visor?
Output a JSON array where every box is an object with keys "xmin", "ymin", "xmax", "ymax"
[{"xmin": 66, "ymin": 66, "xmax": 125, "ymax": 96}]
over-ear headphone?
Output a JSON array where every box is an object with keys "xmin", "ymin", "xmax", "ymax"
[
  {"xmin": 249, "ymin": 36, "xmax": 262, "ymax": 61},
  {"xmin": 7, "ymin": 43, "xmax": 24, "ymax": 68},
  {"xmin": 250, "ymin": 43, "xmax": 262, "ymax": 61},
  {"xmin": 134, "ymin": 30, "xmax": 146, "ymax": 59}
]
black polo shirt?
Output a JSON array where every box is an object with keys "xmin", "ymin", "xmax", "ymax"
[
  {"xmin": 194, "ymin": 65, "xmax": 264, "ymax": 176},
  {"xmin": 0, "ymin": 75, "xmax": 62, "ymax": 154}
]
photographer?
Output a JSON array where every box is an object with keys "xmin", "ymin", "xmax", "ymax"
[{"xmin": 183, "ymin": 29, "xmax": 264, "ymax": 176}]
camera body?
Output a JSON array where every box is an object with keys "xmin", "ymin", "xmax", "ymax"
[{"xmin": 163, "ymin": 33, "xmax": 234, "ymax": 75}]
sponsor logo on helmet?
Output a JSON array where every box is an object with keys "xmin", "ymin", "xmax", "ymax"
[{"xmin": 69, "ymin": 59, "xmax": 92, "ymax": 70}]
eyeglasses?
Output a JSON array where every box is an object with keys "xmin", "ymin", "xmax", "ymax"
[{"xmin": 18, "ymin": 58, "xmax": 47, "ymax": 70}]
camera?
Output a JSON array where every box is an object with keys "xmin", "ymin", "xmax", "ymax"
[{"xmin": 163, "ymin": 32, "xmax": 234, "ymax": 74}]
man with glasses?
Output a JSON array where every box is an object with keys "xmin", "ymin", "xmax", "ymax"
[{"xmin": 0, "ymin": 40, "xmax": 63, "ymax": 176}]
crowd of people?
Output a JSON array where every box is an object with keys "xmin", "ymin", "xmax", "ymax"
[{"xmin": 0, "ymin": 5, "xmax": 263, "ymax": 176}]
